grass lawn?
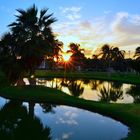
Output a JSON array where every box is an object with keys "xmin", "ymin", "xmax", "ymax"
[
  {"xmin": 35, "ymin": 70, "xmax": 140, "ymax": 84},
  {"xmin": 0, "ymin": 85, "xmax": 140, "ymax": 140}
]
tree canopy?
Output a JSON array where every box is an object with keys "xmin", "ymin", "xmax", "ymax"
[{"xmin": 0, "ymin": 5, "xmax": 56, "ymax": 84}]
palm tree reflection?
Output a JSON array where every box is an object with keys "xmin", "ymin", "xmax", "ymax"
[
  {"xmin": 68, "ymin": 80, "xmax": 84, "ymax": 97},
  {"xmin": 82, "ymin": 79, "xmax": 90, "ymax": 85},
  {"xmin": 98, "ymin": 86, "xmax": 123, "ymax": 103},
  {"xmin": 90, "ymin": 80, "xmax": 104, "ymax": 90},
  {"xmin": 111, "ymin": 82, "xmax": 123, "ymax": 89},
  {"xmin": 0, "ymin": 100, "xmax": 52, "ymax": 140},
  {"xmin": 126, "ymin": 85, "xmax": 140, "ymax": 103},
  {"xmin": 40, "ymin": 103, "xmax": 56, "ymax": 114}
]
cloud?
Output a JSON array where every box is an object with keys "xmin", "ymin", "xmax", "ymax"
[
  {"xmin": 59, "ymin": 6, "xmax": 82, "ymax": 21},
  {"xmin": 64, "ymin": 110, "xmax": 77, "ymax": 118},
  {"xmin": 55, "ymin": 132, "xmax": 73, "ymax": 140},
  {"xmin": 66, "ymin": 14, "xmax": 81, "ymax": 21},
  {"xmin": 80, "ymin": 21, "xmax": 92, "ymax": 29},
  {"xmin": 54, "ymin": 19, "xmax": 109, "ymax": 57},
  {"xmin": 111, "ymin": 12, "xmax": 140, "ymax": 51},
  {"xmin": 57, "ymin": 116, "xmax": 78, "ymax": 125},
  {"xmin": 62, "ymin": 132, "xmax": 73, "ymax": 140},
  {"xmin": 54, "ymin": 11, "xmax": 140, "ymax": 57},
  {"xmin": 60, "ymin": 6, "xmax": 82, "ymax": 14},
  {"xmin": 104, "ymin": 10, "xmax": 112, "ymax": 14},
  {"xmin": 56, "ymin": 110, "xmax": 78, "ymax": 125},
  {"xmin": 112, "ymin": 12, "xmax": 140, "ymax": 34}
]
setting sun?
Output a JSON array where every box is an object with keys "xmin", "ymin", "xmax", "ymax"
[{"xmin": 62, "ymin": 53, "xmax": 71, "ymax": 62}]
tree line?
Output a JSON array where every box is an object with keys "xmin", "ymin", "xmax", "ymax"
[{"xmin": 53, "ymin": 43, "xmax": 140, "ymax": 73}]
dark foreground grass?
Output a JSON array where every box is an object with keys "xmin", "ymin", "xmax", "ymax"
[
  {"xmin": 35, "ymin": 70, "xmax": 140, "ymax": 84},
  {"xmin": 0, "ymin": 86, "xmax": 140, "ymax": 140}
]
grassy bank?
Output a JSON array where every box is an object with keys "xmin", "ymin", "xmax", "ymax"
[
  {"xmin": 0, "ymin": 86, "xmax": 140, "ymax": 140},
  {"xmin": 35, "ymin": 70, "xmax": 140, "ymax": 84}
]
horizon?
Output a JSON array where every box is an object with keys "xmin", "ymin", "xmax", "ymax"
[{"xmin": 0, "ymin": 0, "xmax": 140, "ymax": 58}]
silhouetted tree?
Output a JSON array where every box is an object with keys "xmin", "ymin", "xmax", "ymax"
[
  {"xmin": 99, "ymin": 44, "xmax": 125, "ymax": 71},
  {"xmin": 134, "ymin": 47, "xmax": 140, "ymax": 60},
  {"xmin": 53, "ymin": 40, "xmax": 63, "ymax": 62},
  {"xmin": 111, "ymin": 47, "xmax": 125, "ymax": 61},
  {"xmin": 100, "ymin": 44, "xmax": 112, "ymax": 60},
  {"xmin": 0, "ymin": 33, "xmax": 24, "ymax": 84},
  {"xmin": 67, "ymin": 43, "xmax": 86, "ymax": 70},
  {"xmin": 132, "ymin": 47, "xmax": 140, "ymax": 73},
  {"xmin": 0, "ymin": 5, "xmax": 56, "ymax": 84},
  {"xmin": 9, "ymin": 4, "xmax": 56, "ymax": 75}
]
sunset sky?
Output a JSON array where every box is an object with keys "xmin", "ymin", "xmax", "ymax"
[{"xmin": 0, "ymin": 0, "xmax": 140, "ymax": 57}]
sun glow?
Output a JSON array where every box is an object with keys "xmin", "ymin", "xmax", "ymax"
[{"xmin": 62, "ymin": 53, "xmax": 71, "ymax": 62}]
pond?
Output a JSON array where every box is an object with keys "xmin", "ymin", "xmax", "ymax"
[
  {"xmin": 24, "ymin": 78, "xmax": 140, "ymax": 103},
  {"xmin": 0, "ymin": 97, "xmax": 129, "ymax": 140}
]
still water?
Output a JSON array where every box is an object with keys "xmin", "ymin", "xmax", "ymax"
[
  {"xmin": 24, "ymin": 78, "xmax": 140, "ymax": 103},
  {"xmin": 0, "ymin": 97, "xmax": 129, "ymax": 140}
]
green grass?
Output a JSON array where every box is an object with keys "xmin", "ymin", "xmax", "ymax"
[
  {"xmin": 35, "ymin": 70, "xmax": 140, "ymax": 84},
  {"xmin": 0, "ymin": 85, "xmax": 140, "ymax": 140}
]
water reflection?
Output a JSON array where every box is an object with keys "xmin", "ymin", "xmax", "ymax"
[
  {"xmin": 23, "ymin": 78, "xmax": 136, "ymax": 103},
  {"xmin": 0, "ymin": 97, "xmax": 129, "ymax": 140},
  {"xmin": 40, "ymin": 103, "xmax": 56, "ymax": 113},
  {"xmin": 90, "ymin": 80, "xmax": 104, "ymax": 90},
  {"xmin": 126, "ymin": 85, "xmax": 140, "ymax": 103},
  {"xmin": 68, "ymin": 80, "xmax": 84, "ymax": 97},
  {"xmin": 0, "ymin": 100, "xmax": 52, "ymax": 140},
  {"xmin": 98, "ymin": 86, "xmax": 123, "ymax": 103}
]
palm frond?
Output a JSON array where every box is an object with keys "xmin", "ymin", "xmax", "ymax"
[
  {"xmin": 40, "ymin": 9, "xmax": 48, "ymax": 19},
  {"xmin": 16, "ymin": 9, "xmax": 26, "ymax": 15},
  {"xmin": 8, "ymin": 22, "xmax": 19, "ymax": 27}
]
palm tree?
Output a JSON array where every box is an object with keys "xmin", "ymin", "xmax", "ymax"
[
  {"xmin": 100, "ymin": 44, "xmax": 125, "ymax": 60},
  {"xmin": 111, "ymin": 47, "xmax": 125, "ymax": 71},
  {"xmin": 8, "ymin": 4, "xmax": 56, "ymax": 76},
  {"xmin": 67, "ymin": 43, "xmax": 86, "ymax": 70},
  {"xmin": 99, "ymin": 44, "xmax": 112, "ymax": 71},
  {"xmin": 92, "ymin": 54, "xmax": 98, "ymax": 59},
  {"xmin": 46, "ymin": 39, "xmax": 63, "ymax": 70},
  {"xmin": 99, "ymin": 44, "xmax": 125, "ymax": 71},
  {"xmin": 134, "ymin": 47, "xmax": 140, "ymax": 60},
  {"xmin": 111, "ymin": 47, "xmax": 125, "ymax": 61},
  {"xmin": 132, "ymin": 47, "xmax": 140, "ymax": 73},
  {"xmin": 99, "ymin": 44, "xmax": 112, "ymax": 60},
  {"xmin": 53, "ymin": 39, "xmax": 63, "ymax": 62}
]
